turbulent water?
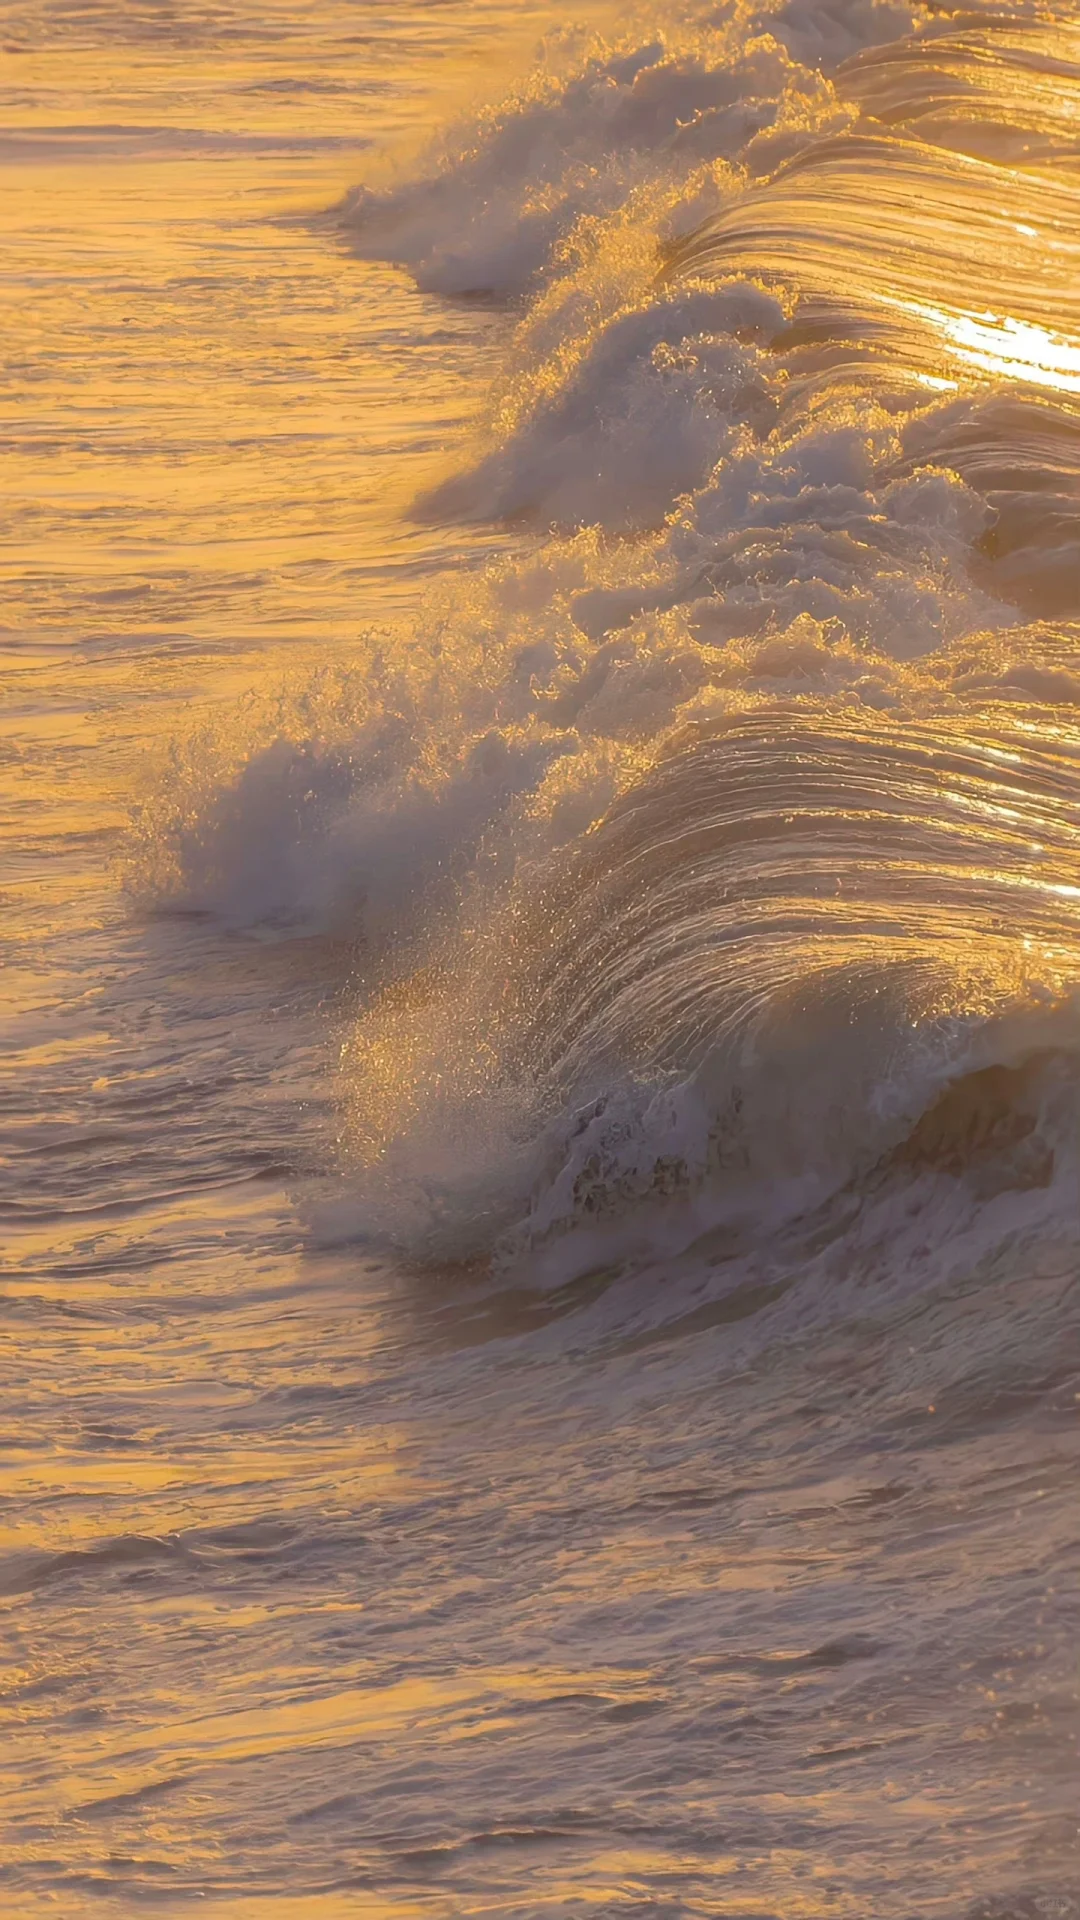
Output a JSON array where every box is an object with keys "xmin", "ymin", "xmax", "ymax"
[{"xmin": 5, "ymin": 0, "xmax": 1080, "ymax": 1914}]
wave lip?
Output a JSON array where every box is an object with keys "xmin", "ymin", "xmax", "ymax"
[{"xmin": 836, "ymin": 15, "xmax": 1080, "ymax": 166}]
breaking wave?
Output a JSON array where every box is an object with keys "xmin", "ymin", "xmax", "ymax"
[{"xmin": 136, "ymin": 0, "xmax": 1080, "ymax": 1275}]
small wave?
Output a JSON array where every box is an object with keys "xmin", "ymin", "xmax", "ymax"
[{"xmin": 0, "ymin": 1533, "xmax": 201, "ymax": 1598}]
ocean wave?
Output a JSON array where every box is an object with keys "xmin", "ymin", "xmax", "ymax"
[{"xmin": 137, "ymin": 0, "xmax": 1080, "ymax": 1274}]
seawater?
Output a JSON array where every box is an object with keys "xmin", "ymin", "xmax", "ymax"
[{"xmin": 4, "ymin": 1, "xmax": 1080, "ymax": 1915}]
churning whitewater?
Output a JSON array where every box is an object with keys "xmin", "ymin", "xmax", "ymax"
[{"xmin": 141, "ymin": 0, "xmax": 1080, "ymax": 1280}]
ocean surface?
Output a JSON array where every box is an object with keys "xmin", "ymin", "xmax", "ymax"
[{"xmin": 4, "ymin": 0, "xmax": 1080, "ymax": 1914}]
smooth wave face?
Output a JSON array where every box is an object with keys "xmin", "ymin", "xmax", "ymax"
[{"xmin": 10, "ymin": 1, "xmax": 1080, "ymax": 1914}]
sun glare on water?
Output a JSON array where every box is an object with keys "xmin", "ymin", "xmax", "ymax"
[{"xmin": 908, "ymin": 302, "xmax": 1080, "ymax": 395}]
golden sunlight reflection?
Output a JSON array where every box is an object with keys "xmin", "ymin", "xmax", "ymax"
[{"xmin": 904, "ymin": 302, "xmax": 1080, "ymax": 395}]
